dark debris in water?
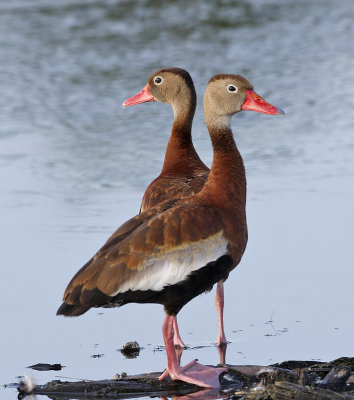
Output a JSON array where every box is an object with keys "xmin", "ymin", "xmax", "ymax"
[
  {"xmin": 90, "ymin": 354, "xmax": 104, "ymax": 358},
  {"xmin": 153, "ymin": 344, "xmax": 165, "ymax": 352},
  {"xmin": 119, "ymin": 341, "xmax": 142, "ymax": 359},
  {"xmin": 27, "ymin": 363, "xmax": 63, "ymax": 371}
]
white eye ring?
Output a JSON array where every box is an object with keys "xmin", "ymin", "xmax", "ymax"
[
  {"xmin": 154, "ymin": 76, "xmax": 163, "ymax": 85},
  {"xmin": 227, "ymin": 85, "xmax": 238, "ymax": 93}
]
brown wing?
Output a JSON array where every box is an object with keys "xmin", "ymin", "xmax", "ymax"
[
  {"xmin": 140, "ymin": 169, "xmax": 209, "ymax": 212},
  {"xmin": 58, "ymin": 201, "xmax": 224, "ymax": 313},
  {"xmin": 60, "ymin": 198, "xmax": 176, "ymax": 299}
]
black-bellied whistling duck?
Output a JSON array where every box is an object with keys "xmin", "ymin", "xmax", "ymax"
[
  {"xmin": 57, "ymin": 74, "xmax": 283, "ymax": 388},
  {"xmin": 123, "ymin": 68, "xmax": 222, "ymax": 349},
  {"xmin": 123, "ymin": 68, "xmax": 208, "ymax": 213}
]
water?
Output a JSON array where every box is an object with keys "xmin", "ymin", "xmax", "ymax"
[{"xmin": 1, "ymin": 0, "xmax": 353, "ymax": 398}]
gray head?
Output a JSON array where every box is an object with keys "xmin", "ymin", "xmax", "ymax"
[
  {"xmin": 123, "ymin": 68, "xmax": 196, "ymax": 116},
  {"xmin": 203, "ymin": 74, "xmax": 284, "ymax": 128}
]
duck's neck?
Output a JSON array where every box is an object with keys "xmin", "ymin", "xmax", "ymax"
[
  {"xmin": 161, "ymin": 96, "xmax": 204, "ymax": 175},
  {"xmin": 200, "ymin": 118, "xmax": 246, "ymax": 209}
]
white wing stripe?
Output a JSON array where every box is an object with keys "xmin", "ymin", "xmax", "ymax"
[{"xmin": 113, "ymin": 231, "xmax": 228, "ymax": 294}]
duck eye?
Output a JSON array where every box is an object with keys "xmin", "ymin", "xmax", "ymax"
[
  {"xmin": 227, "ymin": 85, "xmax": 237, "ymax": 93},
  {"xmin": 154, "ymin": 76, "xmax": 163, "ymax": 85}
]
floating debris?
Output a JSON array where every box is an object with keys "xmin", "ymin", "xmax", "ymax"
[
  {"xmin": 90, "ymin": 353, "xmax": 104, "ymax": 358},
  {"xmin": 119, "ymin": 341, "xmax": 141, "ymax": 359},
  {"xmin": 153, "ymin": 345, "xmax": 165, "ymax": 352},
  {"xmin": 27, "ymin": 363, "xmax": 63, "ymax": 371}
]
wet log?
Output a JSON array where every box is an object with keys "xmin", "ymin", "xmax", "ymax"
[
  {"xmin": 19, "ymin": 358, "xmax": 354, "ymax": 399},
  {"xmin": 29, "ymin": 372, "xmax": 201, "ymax": 399},
  {"xmin": 247, "ymin": 381, "xmax": 349, "ymax": 400}
]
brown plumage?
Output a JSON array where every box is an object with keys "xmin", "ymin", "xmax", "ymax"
[
  {"xmin": 57, "ymin": 73, "xmax": 283, "ymax": 387},
  {"xmin": 57, "ymin": 199, "xmax": 225, "ymax": 316}
]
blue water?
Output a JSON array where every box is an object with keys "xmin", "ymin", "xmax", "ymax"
[{"xmin": 1, "ymin": 0, "xmax": 353, "ymax": 399}]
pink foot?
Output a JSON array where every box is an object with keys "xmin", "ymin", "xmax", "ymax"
[
  {"xmin": 159, "ymin": 361, "xmax": 226, "ymax": 388},
  {"xmin": 158, "ymin": 359, "xmax": 198, "ymax": 380},
  {"xmin": 160, "ymin": 314, "xmax": 225, "ymax": 388}
]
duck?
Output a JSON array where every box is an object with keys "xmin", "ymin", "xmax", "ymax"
[
  {"xmin": 123, "ymin": 68, "xmax": 222, "ymax": 350},
  {"xmin": 57, "ymin": 73, "xmax": 283, "ymax": 388},
  {"xmin": 123, "ymin": 68, "xmax": 208, "ymax": 213}
]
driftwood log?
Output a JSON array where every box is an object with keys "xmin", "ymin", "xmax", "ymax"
[{"xmin": 19, "ymin": 357, "xmax": 354, "ymax": 399}]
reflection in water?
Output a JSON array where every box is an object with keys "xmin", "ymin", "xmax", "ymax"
[
  {"xmin": 153, "ymin": 342, "xmax": 228, "ymax": 368},
  {"xmin": 216, "ymin": 343, "xmax": 227, "ymax": 366},
  {"xmin": 17, "ymin": 376, "xmax": 36, "ymax": 400},
  {"xmin": 176, "ymin": 342, "xmax": 228, "ymax": 368},
  {"xmin": 19, "ymin": 396, "xmax": 38, "ymax": 400},
  {"xmin": 160, "ymin": 388, "xmax": 227, "ymax": 400}
]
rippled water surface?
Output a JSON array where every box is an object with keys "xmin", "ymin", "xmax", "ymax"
[{"xmin": 1, "ymin": 0, "xmax": 353, "ymax": 399}]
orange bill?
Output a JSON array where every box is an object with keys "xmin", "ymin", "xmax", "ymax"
[
  {"xmin": 241, "ymin": 90, "xmax": 284, "ymax": 115},
  {"xmin": 122, "ymin": 84, "xmax": 155, "ymax": 107}
]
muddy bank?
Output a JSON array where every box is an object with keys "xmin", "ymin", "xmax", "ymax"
[{"xmin": 18, "ymin": 357, "xmax": 354, "ymax": 399}]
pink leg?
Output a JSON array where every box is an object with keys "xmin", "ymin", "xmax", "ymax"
[
  {"xmin": 215, "ymin": 281, "xmax": 227, "ymax": 346},
  {"xmin": 158, "ymin": 314, "xmax": 226, "ymax": 388},
  {"xmin": 159, "ymin": 316, "xmax": 191, "ymax": 380},
  {"xmin": 173, "ymin": 316, "xmax": 186, "ymax": 348},
  {"xmin": 176, "ymin": 346, "xmax": 183, "ymax": 365}
]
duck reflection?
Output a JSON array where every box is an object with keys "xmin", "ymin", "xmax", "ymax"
[
  {"xmin": 160, "ymin": 387, "xmax": 228, "ymax": 400},
  {"xmin": 216, "ymin": 343, "xmax": 227, "ymax": 366},
  {"xmin": 174, "ymin": 341, "xmax": 228, "ymax": 367}
]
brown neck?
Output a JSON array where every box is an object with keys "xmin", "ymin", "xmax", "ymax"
[
  {"xmin": 161, "ymin": 96, "xmax": 205, "ymax": 174},
  {"xmin": 199, "ymin": 125, "xmax": 246, "ymax": 209}
]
